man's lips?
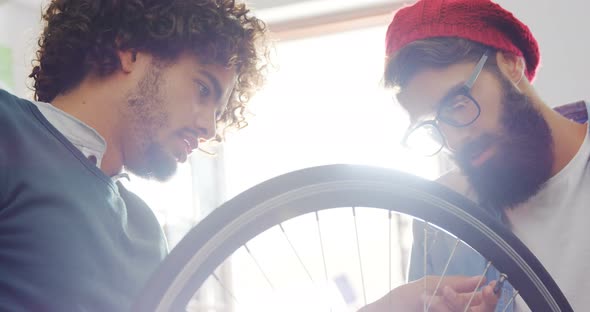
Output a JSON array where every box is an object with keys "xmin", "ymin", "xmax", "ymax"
[
  {"xmin": 470, "ymin": 145, "xmax": 496, "ymax": 167},
  {"xmin": 454, "ymin": 134, "xmax": 500, "ymax": 168},
  {"xmin": 180, "ymin": 133, "xmax": 199, "ymax": 155},
  {"xmin": 182, "ymin": 139, "xmax": 192, "ymax": 155},
  {"xmin": 169, "ymin": 131, "xmax": 200, "ymax": 163}
]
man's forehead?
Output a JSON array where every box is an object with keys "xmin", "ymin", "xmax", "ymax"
[
  {"xmin": 186, "ymin": 52, "xmax": 235, "ymax": 73},
  {"xmin": 397, "ymin": 63, "xmax": 475, "ymax": 117}
]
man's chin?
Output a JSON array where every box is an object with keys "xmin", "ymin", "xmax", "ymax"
[
  {"xmin": 127, "ymin": 148, "xmax": 179, "ymax": 182},
  {"xmin": 461, "ymin": 160, "xmax": 550, "ymax": 213},
  {"xmin": 150, "ymin": 163, "xmax": 178, "ymax": 182},
  {"xmin": 126, "ymin": 162, "xmax": 177, "ymax": 182}
]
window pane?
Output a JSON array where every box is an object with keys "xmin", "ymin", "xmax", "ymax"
[{"xmin": 224, "ymin": 26, "xmax": 440, "ymax": 198}]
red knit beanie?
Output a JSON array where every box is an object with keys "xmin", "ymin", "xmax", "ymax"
[{"xmin": 385, "ymin": 0, "xmax": 540, "ymax": 81}]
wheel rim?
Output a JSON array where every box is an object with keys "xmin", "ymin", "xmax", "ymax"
[{"xmin": 133, "ymin": 164, "xmax": 571, "ymax": 312}]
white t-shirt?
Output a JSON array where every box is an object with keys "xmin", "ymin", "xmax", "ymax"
[
  {"xmin": 438, "ymin": 124, "xmax": 590, "ymax": 311},
  {"xmin": 505, "ymin": 123, "xmax": 590, "ymax": 311}
]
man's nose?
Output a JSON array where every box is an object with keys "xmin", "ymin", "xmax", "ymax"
[
  {"xmin": 438, "ymin": 123, "xmax": 470, "ymax": 152},
  {"xmin": 193, "ymin": 110, "xmax": 218, "ymax": 142}
]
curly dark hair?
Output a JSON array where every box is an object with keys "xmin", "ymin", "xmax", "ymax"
[{"xmin": 30, "ymin": 0, "xmax": 269, "ymax": 136}]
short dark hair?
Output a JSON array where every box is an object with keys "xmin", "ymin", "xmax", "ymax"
[
  {"xmin": 384, "ymin": 37, "xmax": 499, "ymax": 92},
  {"xmin": 30, "ymin": 0, "xmax": 269, "ymax": 135}
]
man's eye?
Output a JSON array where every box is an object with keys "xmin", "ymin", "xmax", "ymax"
[
  {"xmin": 443, "ymin": 95, "xmax": 470, "ymax": 112},
  {"xmin": 449, "ymin": 101, "xmax": 467, "ymax": 111},
  {"xmin": 198, "ymin": 82, "xmax": 211, "ymax": 97}
]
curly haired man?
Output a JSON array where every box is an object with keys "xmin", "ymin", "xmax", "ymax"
[{"xmin": 0, "ymin": 0, "xmax": 268, "ymax": 310}]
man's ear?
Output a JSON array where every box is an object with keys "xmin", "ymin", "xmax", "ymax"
[
  {"xmin": 118, "ymin": 50, "xmax": 138, "ymax": 74},
  {"xmin": 496, "ymin": 51, "xmax": 526, "ymax": 84}
]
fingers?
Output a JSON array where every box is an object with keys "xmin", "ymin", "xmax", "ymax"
[
  {"xmin": 439, "ymin": 282, "xmax": 500, "ymax": 312},
  {"xmin": 441, "ymin": 285, "xmax": 482, "ymax": 310},
  {"xmin": 424, "ymin": 275, "xmax": 486, "ymax": 294},
  {"xmin": 378, "ymin": 275, "xmax": 498, "ymax": 312},
  {"xmin": 421, "ymin": 289, "xmax": 483, "ymax": 312},
  {"xmin": 421, "ymin": 293, "xmax": 454, "ymax": 312},
  {"xmin": 479, "ymin": 282, "xmax": 500, "ymax": 311}
]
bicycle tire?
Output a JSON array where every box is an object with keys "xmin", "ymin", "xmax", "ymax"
[{"xmin": 132, "ymin": 164, "xmax": 572, "ymax": 312}]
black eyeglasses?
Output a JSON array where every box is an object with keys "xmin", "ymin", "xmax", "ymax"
[{"xmin": 401, "ymin": 50, "xmax": 490, "ymax": 156}]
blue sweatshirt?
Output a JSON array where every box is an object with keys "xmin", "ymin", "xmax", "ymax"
[{"xmin": 0, "ymin": 89, "xmax": 167, "ymax": 311}]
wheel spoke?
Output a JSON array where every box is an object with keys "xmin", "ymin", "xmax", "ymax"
[
  {"xmin": 423, "ymin": 222, "xmax": 429, "ymax": 312},
  {"xmin": 388, "ymin": 210, "xmax": 392, "ymax": 309},
  {"xmin": 315, "ymin": 211, "xmax": 329, "ymax": 283},
  {"xmin": 279, "ymin": 223, "xmax": 314, "ymax": 283},
  {"xmin": 315, "ymin": 211, "xmax": 332, "ymax": 312},
  {"xmin": 352, "ymin": 207, "xmax": 367, "ymax": 306},
  {"xmin": 212, "ymin": 272, "xmax": 240, "ymax": 305},
  {"xmin": 426, "ymin": 238, "xmax": 461, "ymax": 311},
  {"xmin": 501, "ymin": 290, "xmax": 520, "ymax": 312},
  {"xmin": 462, "ymin": 261, "xmax": 492, "ymax": 312},
  {"xmin": 243, "ymin": 244, "xmax": 274, "ymax": 290}
]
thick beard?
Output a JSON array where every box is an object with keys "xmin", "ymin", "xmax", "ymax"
[
  {"xmin": 140, "ymin": 143, "xmax": 177, "ymax": 182},
  {"xmin": 454, "ymin": 76, "xmax": 554, "ymax": 214},
  {"xmin": 123, "ymin": 62, "xmax": 177, "ymax": 182}
]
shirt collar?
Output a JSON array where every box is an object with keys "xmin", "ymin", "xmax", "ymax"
[{"xmin": 32, "ymin": 101, "xmax": 107, "ymax": 169}]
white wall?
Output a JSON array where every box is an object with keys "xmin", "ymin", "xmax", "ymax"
[
  {"xmin": 495, "ymin": 0, "xmax": 590, "ymax": 106},
  {"xmin": 0, "ymin": 0, "xmax": 588, "ymax": 104},
  {"xmin": 0, "ymin": 1, "xmax": 43, "ymax": 98}
]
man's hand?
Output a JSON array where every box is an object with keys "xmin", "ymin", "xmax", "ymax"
[
  {"xmin": 358, "ymin": 275, "xmax": 499, "ymax": 312},
  {"xmin": 436, "ymin": 280, "xmax": 499, "ymax": 312}
]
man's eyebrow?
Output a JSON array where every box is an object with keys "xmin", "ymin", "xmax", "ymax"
[
  {"xmin": 435, "ymin": 82, "xmax": 465, "ymax": 107},
  {"xmin": 399, "ymin": 80, "xmax": 466, "ymax": 109},
  {"xmin": 199, "ymin": 70, "xmax": 222, "ymax": 102}
]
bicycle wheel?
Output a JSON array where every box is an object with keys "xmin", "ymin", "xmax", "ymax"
[{"xmin": 132, "ymin": 164, "xmax": 572, "ymax": 311}]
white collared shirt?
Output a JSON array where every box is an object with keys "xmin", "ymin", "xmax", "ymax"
[{"xmin": 32, "ymin": 101, "xmax": 107, "ymax": 168}]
